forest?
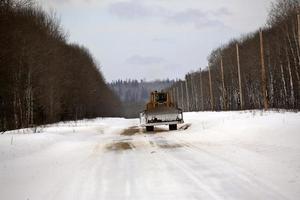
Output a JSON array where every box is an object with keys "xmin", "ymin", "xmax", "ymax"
[
  {"xmin": 0, "ymin": 0, "xmax": 121, "ymax": 131},
  {"xmin": 167, "ymin": 0, "xmax": 300, "ymax": 112}
]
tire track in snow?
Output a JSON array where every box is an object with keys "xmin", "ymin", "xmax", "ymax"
[
  {"xmin": 146, "ymin": 134, "xmax": 223, "ymax": 200},
  {"xmin": 171, "ymin": 136, "xmax": 290, "ymax": 199},
  {"xmin": 148, "ymin": 134, "xmax": 289, "ymax": 200}
]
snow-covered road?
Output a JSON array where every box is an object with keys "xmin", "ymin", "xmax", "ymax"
[{"xmin": 1, "ymin": 111, "xmax": 300, "ymax": 200}]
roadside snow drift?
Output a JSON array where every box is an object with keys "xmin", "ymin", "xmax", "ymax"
[{"xmin": 1, "ymin": 111, "xmax": 300, "ymax": 200}]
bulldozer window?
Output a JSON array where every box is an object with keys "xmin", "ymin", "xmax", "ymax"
[{"xmin": 156, "ymin": 93, "xmax": 167, "ymax": 103}]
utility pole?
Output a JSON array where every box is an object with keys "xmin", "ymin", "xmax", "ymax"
[
  {"xmin": 172, "ymin": 87, "xmax": 175, "ymax": 105},
  {"xmin": 173, "ymin": 87, "xmax": 176, "ymax": 106},
  {"xmin": 220, "ymin": 55, "xmax": 226, "ymax": 110},
  {"xmin": 170, "ymin": 88, "xmax": 174, "ymax": 104},
  {"xmin": 208, "ymin": 65, "xmax": 214, "ymax": 111},
  {"xmin": 190, "ymin": 74, "xmax": 194, "ymax": 110},
  {"xmin": 185, "ymin": 77, "xmax": 190, "ymax": 112},
  {"xmin": 260, "ymin": 29, "xmax": 268, "ymax": 110},
  {"xmin": 176, "ymin": 85, "xmax": 180, "ymax": 108},
  {"xmin": 199, "ymin": 69, "xmax": 204, "ymax": 111},
  {"xmin": 180, "ymin": 81, "xmax": 184, "ymax": 111},
  {"xmin": 190, "ymin": 74, "xmax": 198, "ymax": 110},
  {"xmin": 236, "ymin": 43, "xmax": 243, "ymax": 110},
  {"xmin": 192, "ymin": 74, "xmax": 199, "ymax": 111}
]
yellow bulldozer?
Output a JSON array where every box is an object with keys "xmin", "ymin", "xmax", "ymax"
[{"xmin": 140, "ymin": 91, "xmax": 184, "ymax": 131}]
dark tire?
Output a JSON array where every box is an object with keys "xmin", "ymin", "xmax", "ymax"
[
  {"xmin": 169, "ymin": 124, "xmax": 177, "ymax": 131},
  {"xmin": 146, "ymin": 126, "xmax": 154, "ymax": 132}
]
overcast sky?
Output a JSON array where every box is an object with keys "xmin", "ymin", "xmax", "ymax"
[{"xmin": 40, "ymin": 0, "xmax": 274, "ymax": 82}]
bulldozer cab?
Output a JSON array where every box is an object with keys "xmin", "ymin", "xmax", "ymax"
[
  {"xmin": 147, "ymin": 91, "xmax": 172, "ymax": 110},
  {"xmin": 155, "ymin": 92, "xmax": 167, "ymax": 104}
]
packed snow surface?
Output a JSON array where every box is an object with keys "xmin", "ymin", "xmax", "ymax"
[{"xmin": 1, "ymin": 111, "xmax": 300, "ymax": 200}]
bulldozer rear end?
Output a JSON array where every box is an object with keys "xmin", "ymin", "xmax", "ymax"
[{"xmin": 140, "ymin": 91, "xmax": 183, "ymax": 131}]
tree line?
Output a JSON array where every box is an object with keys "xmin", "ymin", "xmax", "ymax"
[
  {"xmin": 167, "ymin": 0, "xmax": 300, "ymax": 112},
  {"xmin": 0, "ymin": 0, "xmax": 121, "ymax": 131}
]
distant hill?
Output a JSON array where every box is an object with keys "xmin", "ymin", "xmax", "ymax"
[{"xmin": 110, "ymin": 79, "xmax": 174, "ymax": 118}]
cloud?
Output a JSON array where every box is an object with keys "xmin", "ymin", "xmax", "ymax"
[
  {"xmin": 108, "ymin": 1, "xmax": 154, "ymax": 19},
  {"xmin": 166, "ymin": 8, "xmax": 227, "ymax": 29},
  {"xmin": 108, "ymin": 1, "xmax": 228, "ymax": 29},
  {"xmin": 152, "ymin": 37, "xmax": 174, "ymax": 44},
  {"xmin": 126, "ymin": 55, "xmax": 165, "ymax": 65},
  {"xmin": 215, "ymin": 7, "xmax": 232, "ymax": 16}
]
